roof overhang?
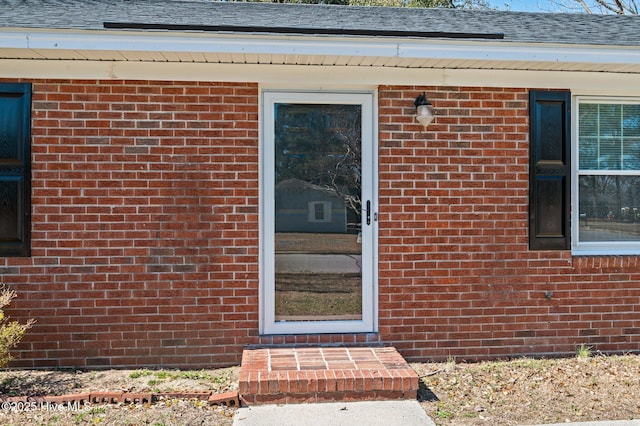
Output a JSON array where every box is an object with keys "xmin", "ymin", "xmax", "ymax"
[
  {"xmin": 1, "ymin": 27, "xmax": 640, "ymax": 92},
  {"xmin": 1, "ymin": 28, "xmax": 639, "ymax": 72}
]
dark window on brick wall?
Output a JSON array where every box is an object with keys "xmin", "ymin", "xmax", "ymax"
[{"xmin": 0, "ymin": 83, "xmax": 31, "ymax": 257}]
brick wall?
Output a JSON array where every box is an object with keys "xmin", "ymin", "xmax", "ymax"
[
  {"xmin": 378, "ymin": 85, "xmax": 640, "ymax": 361},
  {"xmin": 1, "ymin": 81, "xmax": 639, "ymax": 369},
  {"xmin": 0, "ymin": 79, "xmax": 260, "ymax": 368}
]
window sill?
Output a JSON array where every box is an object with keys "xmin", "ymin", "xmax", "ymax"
[{"xmin": 572, "ymin": 247, "xmax": 640, "ymax": 256}]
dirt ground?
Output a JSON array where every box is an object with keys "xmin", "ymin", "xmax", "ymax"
[
  {"xmin": 0, "ymin": 367, "xmax": 239, "ymax": 425},
  {"xmin": 413, "ymin": 352, "xmax": 640, "ymax": 425},
  {"xmin": 0, "ymin": 353, "xmax": 639, "ymax": 425}
]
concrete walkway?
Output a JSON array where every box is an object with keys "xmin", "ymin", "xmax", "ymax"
[
  {"xmin": 233, "ymin": 401, "xmax": 640, "ymax": 426},
  {"xmin": 233, "ymin": 400, "xmax": 435, "ymax": 426}
]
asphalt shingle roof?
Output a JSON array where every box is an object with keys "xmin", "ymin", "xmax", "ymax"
[{"xmin": 1, "ymin": 0, "xmax": 639, "ymax": 47}]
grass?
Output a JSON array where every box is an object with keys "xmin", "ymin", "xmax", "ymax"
[
  {"xmin": 129, "ymin": 369, "xmax": 153, "ymax": 379},
  {"xmin": 434, "ymin": 403, "xmax": 455, "ymax": 420},
  {"xmin": 576, "ymin": 344, "xmax": 593, "ymax": 359},
  {"xmin": 127, "ymin": 369, "xmax": 219, "ymax": 393},
  {"xmin": 72, "ymin": 407, "xmax": 106, "ymax": 423},
  {"xmin": 129, "ymin": 369, "xmax": 215, "ymax": 388}
]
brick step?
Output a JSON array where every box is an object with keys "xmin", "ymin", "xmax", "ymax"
[{"xmin": 238, "ymin": 346, "xmax": 418, "ymax": 406}]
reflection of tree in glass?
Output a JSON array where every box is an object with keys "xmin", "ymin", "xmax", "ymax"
[
  {"xmin": 275, "ymin": 103, "xmax": 362, "ymax": 222},
  {"xmin": 580, "ymin": 175, "xmax": 640, "ymax": 220}
]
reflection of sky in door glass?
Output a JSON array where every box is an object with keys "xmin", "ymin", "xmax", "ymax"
[{"xmin": 273, "ymin": 103, "xmax": 363, "ymax": 322}]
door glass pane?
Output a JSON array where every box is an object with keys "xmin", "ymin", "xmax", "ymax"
[{"xmin": 274, "ymin": 103, "xmax": 362, "ymax": 322}]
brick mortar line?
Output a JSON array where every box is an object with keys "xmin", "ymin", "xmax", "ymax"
[
  {"xmin": 346, "ymin": 347, "xmax": 356, "ymax": 369},
  {"xmin": 319, "ymin": 347, "xmax": 329, "ymax": 370},
  {"xmin": 294, "ymin": 348, "xmax": 301, "ymax": 371},
  {"xmin": 369, "ymin": 347, "xmax": 382, "ymax": 368}
]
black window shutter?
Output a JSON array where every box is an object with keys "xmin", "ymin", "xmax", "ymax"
[
  {"xmin": 529, "ymin": 90, "xmax": 571, "ymax": 250},
  {"xmin": 0, "ymin": 83, "xmax": 31, "ymax": 257}
]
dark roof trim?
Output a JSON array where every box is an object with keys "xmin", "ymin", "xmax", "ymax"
[{"xmin": 103, "ymin": 22, "xmax": 505, "ymax": 40}]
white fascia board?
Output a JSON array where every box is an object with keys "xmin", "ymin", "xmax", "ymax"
[
  {"xmin": 3, "ymin": 60, "xmax": 640, "ymax": 95},
  {"xmin": 1, "ymin": 28, "xmax": 640, "ymax": 68}
]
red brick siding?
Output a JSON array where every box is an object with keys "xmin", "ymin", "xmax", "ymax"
[
  {"xmin": 378, "ymin": 85, "xmax": 640, "ymax": 360},
  {"xmin": 1, "ymin": 80, "xmax": 639, "ymax": 368},
  {"xmin": 0, "ymin": 80, "xmax": 259, "ymax": 368}
]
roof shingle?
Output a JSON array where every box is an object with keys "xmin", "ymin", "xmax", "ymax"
[{"xmin": 1, "ymin": 0, "xmax": 639, "ymax": 47}]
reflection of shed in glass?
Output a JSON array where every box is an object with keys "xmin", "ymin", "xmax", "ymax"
[{"xmin": 275, "ymin": 179, "xmax": 347, "ymax": 233}]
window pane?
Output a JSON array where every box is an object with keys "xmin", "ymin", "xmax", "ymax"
[
  {"xmin": 314, "ymin": 202, "xmax": 324, "ymax": 220},
  {"xmin": 623, "ymin": 105, "xmax": 640, "ymax": 137},
  {"xmin": 577, "ymin": 103, "xmax": 640, "ymax": 171},
  {"xmin": 579, "ymin": 103, "xmax": 598, "ymax": 138},
  {"xmin": 599, "ymin": 104, "xmax": 622, "ymax": 170},
  {"xmin": 578, "ymin": 175, "xmax": 640, "ymax": 242},
  {"xmin": 599, "ymin": 137, "xmax": 622, "ymax": 169},
  {"xmin": 623, "ymin": 138, "xmax": 640, "ymax": 170},
  {"xmin": 599, "ymin": 104, "xmax": 621, "ymax": 137},
  {"xmin": 579, "ymin": 137, "xmax": 598, "ymax": 169}
]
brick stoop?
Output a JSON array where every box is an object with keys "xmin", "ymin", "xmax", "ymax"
[{"xmin": 238, "ymin": 346, "xmax": 419, "ymax": 406}]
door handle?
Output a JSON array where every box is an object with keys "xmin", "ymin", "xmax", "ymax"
[{"xmin": 366, "ymin": 200, "xmax": 371, "ymax": 225}]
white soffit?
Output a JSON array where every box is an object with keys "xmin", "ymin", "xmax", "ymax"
[{"xmin": 3, "ymin": 60, "xmax": 640, "ymax": 95}]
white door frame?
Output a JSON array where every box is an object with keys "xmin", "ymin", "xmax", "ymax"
[{"xmin": 259, "ymin": 90, "xmax": 378, "ymax": 335}]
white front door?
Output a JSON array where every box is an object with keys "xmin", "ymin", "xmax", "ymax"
[{"xmin": 261, "ymin": 91, "xmax": 377, "ymax": 334}]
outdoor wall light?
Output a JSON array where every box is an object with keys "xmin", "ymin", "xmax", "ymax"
[{"xmin": 414, "ymin": 92, "xmax": 435, "ymax": 128}]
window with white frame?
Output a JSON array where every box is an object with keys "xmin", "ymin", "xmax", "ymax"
[
  {"xmin": 307, "ymin": 201, "xmax": 331, "ymax": 223},
  {"xmin": 574, "ymin": 97, "xmax": 640, "ymax": 253}
]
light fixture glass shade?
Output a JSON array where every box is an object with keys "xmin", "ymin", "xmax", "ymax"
[{"xmin": 416, "ymin": 104, "xmax": 435, "ymax": 127}]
